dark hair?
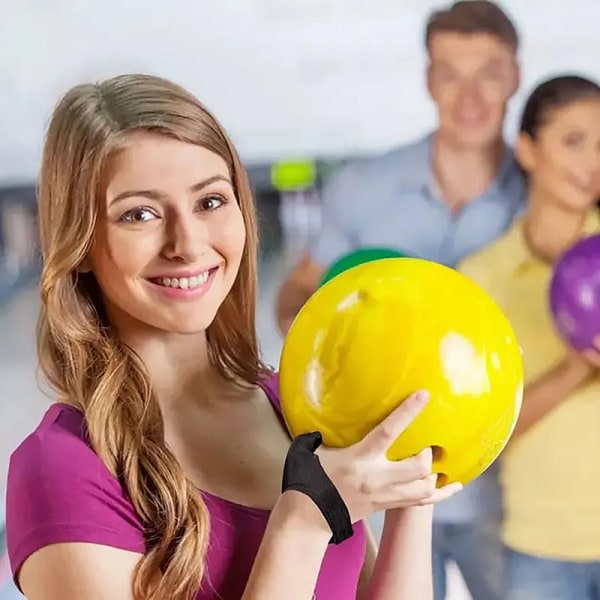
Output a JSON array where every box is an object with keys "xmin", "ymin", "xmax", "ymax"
[
  {"xmin": 425, "ymin": 1, "xmax": 519, "ymax": 52},
  {"xmin": 520, "ymin": 75, "xmax": 600, "ymax": 138},
  {"xmin": 518, "ymin": 75, "xmax": 600, "ymax": 208}
]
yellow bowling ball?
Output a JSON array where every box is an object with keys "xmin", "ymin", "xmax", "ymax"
[{"xmin": 279, "ymin": 257, "xmax": 523, "ymax": 486}]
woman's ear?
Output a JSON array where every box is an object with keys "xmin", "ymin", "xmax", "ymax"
[{"xmin": 515, "ymin": 132, "xmax": 536, "ymax": 174}]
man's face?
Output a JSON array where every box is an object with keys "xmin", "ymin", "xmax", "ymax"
[{"xmin": 427, "ymin": 32, "xmax": 519, "ymax": 150}]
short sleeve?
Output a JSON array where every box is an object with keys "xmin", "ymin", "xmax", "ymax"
[
  {"xmin": 260, "ymin": 371, "xmax": 281, "ymax": 412},
  {"xmin": 310, "ymin": 165, "xmax": 357, "ymax": 267},
  {"xmin": 6, "ymin": 411, "xmax": 145, "ymax": 584}
]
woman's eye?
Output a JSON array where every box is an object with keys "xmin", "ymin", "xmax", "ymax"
[
  {"xmin": 119, "ymin": 207, "xmax": 157, "ymax": 223},
  {"xmin": 481, "ymin": 68, "xmax": 502, "ymax": 81},
  {"xmin": 562, "ymin": 131, "xmax": 585, "ymax": 147},
  {"xmin": 198, "ymin": 195, "xmax": 226, "ymax": 212}
]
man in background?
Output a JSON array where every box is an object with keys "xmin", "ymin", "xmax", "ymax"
[{"xmin": 275, "ymin": 2, "xmax": 525, "ymax": 598}]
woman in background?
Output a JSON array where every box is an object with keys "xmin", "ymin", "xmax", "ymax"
[{"xmin": 458, "ymin": 75, "xmax": 600, "ymax": 599}]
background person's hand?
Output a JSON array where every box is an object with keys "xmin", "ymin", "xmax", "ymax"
[
  {"xmin": 316, "ymin": 390, "xmax": 462, "ymax": 524},
  {"xmin": 558, "ymin": 338, "xmax": 600, "ymax": 381},
  {"xmin": 580, "ymin": 335, "xmax": 600, "ymax": 368}
]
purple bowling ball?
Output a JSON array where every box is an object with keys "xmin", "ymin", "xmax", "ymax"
[{"xmin": 550, "ymin": 233, "xmax": 600, "ymax": 351}]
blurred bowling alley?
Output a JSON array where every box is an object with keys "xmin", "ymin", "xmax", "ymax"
[{"xmin": 1, "ymin": 2, "xmax": 600, "ymax": 599}]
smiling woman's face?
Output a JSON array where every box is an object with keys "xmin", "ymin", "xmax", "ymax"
[
  {"xmin": 517, "ymin": 96, "xmax": 600, "ymax": 212},
  {"xmin": 87, "ymin": 131, "xmax": 246, "ymax": 335}
]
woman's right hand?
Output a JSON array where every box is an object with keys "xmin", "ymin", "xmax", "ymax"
[{"xmin": 315, "ymin": 390, "xmax": 462, "ymax": 523}]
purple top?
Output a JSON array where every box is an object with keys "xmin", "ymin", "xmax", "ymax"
[{"xmin": 6, "ymin": 374, "xmax": 366, "ymax": 599}]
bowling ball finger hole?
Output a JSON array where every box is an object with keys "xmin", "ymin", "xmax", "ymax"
[
  {"xmin": 431, "ymin": 445, "xmax": 445, "ymax": 462},
  {"xmin": 436, "ymin": 473, "xmax": 449, "ymax": 487},
  {"xmin": 431, "ymin": 446, "xmax": 448, "ymax": 487}
]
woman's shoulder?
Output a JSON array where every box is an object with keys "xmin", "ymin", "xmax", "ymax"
[
  {"xmin": 9, "ymin": 402, "xmax": 124, "ymax": 497},
  {"xmin": 12, "ymin": 401, "xmax": 87, "ymax": 446},
  {"xmin": 6, "ymin": 403, "xmax": 145, "ymax": 581}
]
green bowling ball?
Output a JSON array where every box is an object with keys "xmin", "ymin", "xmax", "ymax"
[{"xmin": 320, "ymin": 247, "xmax": 411, "ymax": 286}]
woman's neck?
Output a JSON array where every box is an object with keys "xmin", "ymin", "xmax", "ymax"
[
  {"xmin": 119, "ymin": 325, "xmax": 222, "ymax": 408},
  {"xmin": 523, "ymin": 189, "xmax": 588, "ymax": 263}
]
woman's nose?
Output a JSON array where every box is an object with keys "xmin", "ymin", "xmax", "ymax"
[{"xmin": 162, "ymin": 216, "xmax": 208, "ymax": 263}]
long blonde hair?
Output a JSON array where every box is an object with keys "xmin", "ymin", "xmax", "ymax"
[{"xmin": 37, "ymin": 73, "xmax": 265, "ymax": 599}]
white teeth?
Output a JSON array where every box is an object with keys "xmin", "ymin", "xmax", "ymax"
[{"xmin": 156, "ymin": 272, "xmax": 209, "ymax": 289}]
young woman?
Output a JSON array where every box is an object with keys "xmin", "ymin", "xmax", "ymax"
[
  {"xmin": 458, "ymin": 75, "xmax": 600, "ymax": 599},
  {"xmin": 5, "ymin": 74, "xmax": 461, "ymax": 600}
]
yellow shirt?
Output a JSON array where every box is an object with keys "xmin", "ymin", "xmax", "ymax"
[{"xmin": 459, "ymin": 213, "xmax": 600, "ymax": 561}]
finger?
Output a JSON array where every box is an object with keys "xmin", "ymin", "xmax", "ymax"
[
  {"xmin": 582, "ymin": 348, "xmax": 600, "ymax": 368},
  {"xmin": 360, "ymin": 390, "xmax": 430, "ymax": 455},
  {"xmin": 358, "ymin": 448, "xmax": 433, "ymax": 496},
  {"xmin": 417, "ymin": 482, "xmax": 463, "ymax": 505},
  {"xmin": 380, "ymin": 481, "xmax": 463, "ymax": 510},
  {"xmin": 369, "ymin": 447, "xmax": 433, "ymax": 489},
  {"xmin": 373, "ymin": 473, "xmax": 439, "ymax": 510}
]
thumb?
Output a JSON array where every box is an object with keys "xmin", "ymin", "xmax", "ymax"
[{"xmin": 360, "ymin": 390, "xmax": 430, "ymax": 454}]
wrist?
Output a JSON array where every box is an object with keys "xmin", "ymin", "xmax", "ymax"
[
  {"xmin": 274, "ymin": 490, "xmax": 333, "ymax": 541},
  {"xmin": 381, "ymin": 505, "xmax": 433, "ymax": 549},
  {"xmin": 283, "ymin": 433, "xmax": 354, "ymax": 545},
  {"xmin": 384, "ymin": 504, "xmax": 433, "ymax": 525},
  {"xmin": 559, "ymin": 355, "xmax": 593, "ymax": 386}
]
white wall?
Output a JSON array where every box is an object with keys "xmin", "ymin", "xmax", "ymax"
[{"xmin": 0, "ymin": 0, "xmax": 598, "ymax": 183}]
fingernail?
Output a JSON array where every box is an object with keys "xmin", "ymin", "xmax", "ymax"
[{"xmin": 415, "ymin": 390, "xmax": 430, "ymax": 405}]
